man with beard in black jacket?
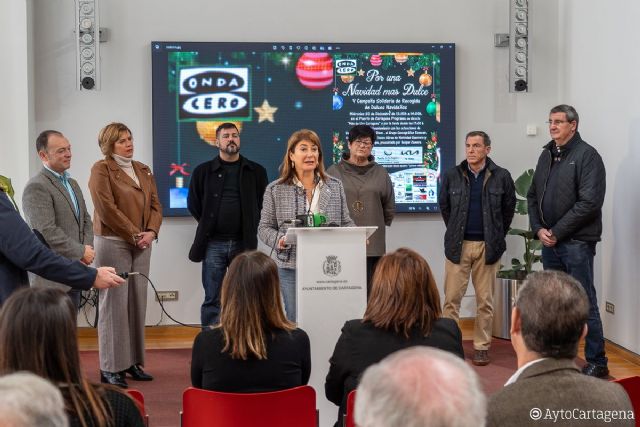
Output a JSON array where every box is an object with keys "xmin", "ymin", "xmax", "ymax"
[
  {"xmin": 439, "ymin": 131, "xmax": 516, "ymax": 367},
  {"xmin": 188, "ymin": 123, "xmax": 268, "ymax": 327},
  {"xmin": 527, "ymin": 104, "xmax": 608, "ymax": 378}
]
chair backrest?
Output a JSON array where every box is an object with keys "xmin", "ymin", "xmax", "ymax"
[
  {"xmin": 613, "ymin": 376, "xmax": 640, "ymax": 427},
  {"xmin": 126, "ymin": 389, "xmax": 149, "ymax": 427},
  {"xmin": 181, "ymin": 386, "xmax": 316, "ymax": 427},
  {"xmin": 344, "ymin": 389, "xmax": 357, "ymax": 427}
]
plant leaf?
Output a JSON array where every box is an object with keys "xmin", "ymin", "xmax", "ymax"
[
  {"xmin": 514, "ymin": 169, "xmax": 534, "ymax": 198},
  {"xmin": 0, "ymin": 175, "xmax": 14, "ymax": 198},
  {"xmin": 0, "ymin": 175, "xmax": 19, "ymax": 212},
  {"xmin": 515, "ymin": 199, "xmax": 528, "ymax": 215},
  {"xmin": 508, "ymin": 228, "xmax": 530, "ymax": 237}
]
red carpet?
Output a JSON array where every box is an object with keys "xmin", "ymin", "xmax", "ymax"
[
  {"xmin": 80, "ymin": 349, "xmax": 191, "ymax": 427},
  {"xmin": 464, "ymin": 338, "xmax": 518, "ymax": 394},
  {"xmin": 79, "ymin": 339, "xmax": 586, "ymax": 425}
]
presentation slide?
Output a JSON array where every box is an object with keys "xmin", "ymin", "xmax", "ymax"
[{"xmin": 151, "ymin": 42, "xmax": 455, "ymax": 216}]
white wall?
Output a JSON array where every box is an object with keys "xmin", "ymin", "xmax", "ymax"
[
  {"xmin": 19, "ymin": 0, "xmax": 639, "ymax": 356},
  {"xmin": 560, "ymin": 0, "xmax": 640, "ymax": 354},
  {"xmin": 0, "ymin": 0, "xmax": 32, "ymax": 200},
  {"xmin": 26, "ymin": 0, "xmax": 564, "ymax": 329}
]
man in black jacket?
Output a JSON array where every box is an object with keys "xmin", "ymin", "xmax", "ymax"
[
  {"xmin": 439, "ymin": 131, "xmax": 516, "ymax": 366},
  {"xmin": 527, "ymin": 104, "xmax": 608, "ymax": 378},
  {"xmin": 187, "ymin": 123, "xmax": 268, "ymax": 327}
]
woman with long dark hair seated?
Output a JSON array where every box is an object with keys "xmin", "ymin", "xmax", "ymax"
[
  {"xmin": 325, "ymin": 247, "xmax": 464, "ymax": 427},
  {"xmin": 190, "ymin": 250, "xmax": 311, "ymax": 392},
  {"xmin": 0, "ymin": 287, "xmax": 144, "ymax": 427}
]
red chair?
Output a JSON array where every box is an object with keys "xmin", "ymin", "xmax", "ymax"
[
  {"xmin": 126, "ymin": 389, "xmax": 149, "ymax": 427},
  {"xmin": 344, "ymin": 390, "xmax": 356, "ymax": 427},
  {"xmin": 613, "ymin": 376, "xmax": 640, "ymax": 426},
  {"xmin": 181, "ymin": 386, "xmax": 317, "ymax": 427}
]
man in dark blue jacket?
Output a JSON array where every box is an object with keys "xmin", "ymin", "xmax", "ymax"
[
  {"xmin": 439, "ymin": 131, "xmax": 516, "ymax": 366},
  {"xmin": 187, "ymin": 123, "xmax": 268, "ymax": 327},
  {"xmin": 0, "ymin": 189, "xmax": 124, "ymax": 305},
  {"xmin": 527, "ymin": 104, "xmax": 608, "ymax": 378}
]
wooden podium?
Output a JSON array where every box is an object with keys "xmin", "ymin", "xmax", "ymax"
[{"xmin": 284, "ymin": 226, "xmax": 376, "ymax": 427}]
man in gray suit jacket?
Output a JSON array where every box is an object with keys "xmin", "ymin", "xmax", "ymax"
[
  {"xmin": 487, "ymin": 271, "xmax": 634, "ymax": 426},
  {"xmin": 23, "ymin": 130, "xmax": 95, "ymax": 308}
]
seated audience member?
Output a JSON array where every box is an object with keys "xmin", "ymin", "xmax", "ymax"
[
  {"xmin": 190, "ymin": 250, "xmax": 311, "ymax": 392},
  {"xmin": 0, "ymin": 287, "xmax": 144, "ymax": 427},
  {"xmin": 355, "ymin": 347, "xmax": 486, "ymax": 427},
  {"xmin": 0, "ymin": 372, "xmax": 69, "ymax": 427},
  {"xmin": 325, "ymin": 248, "xmax": 464, "ymax": 427},
  {"xmin": 487, "ymin": 271, "xmax": 634, "ymax": 427}
]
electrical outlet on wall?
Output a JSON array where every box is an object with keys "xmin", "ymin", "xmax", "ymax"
[
  {"xmin": 605, "ymin": 301, "xmax": 615, "ymax": 314},
  {"xmin": 156, "ymin": 291, "xmax": 179, "ymax": 302}
]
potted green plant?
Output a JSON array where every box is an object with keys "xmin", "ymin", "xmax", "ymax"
[
  {"xmin": 498, "ymin": 169, "xmax": 542, "ymax": 279},
  {"xmin": 0, "ymin": 175, "xmax": 19, "ymax": 212},
  {"xmin": 493, "ymin": 169, "xmax": 542, "ymax": 339}
]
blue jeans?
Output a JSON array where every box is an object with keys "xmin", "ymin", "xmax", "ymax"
[
  {"xmin": 542, "ymin": 240, "xmax": 607, "ymax": 367},
  {"xmin": 201, "ymin": 240, "xmax": 244, "ymax": 327},
  {"xmin": 278, "ymin": 267, "xmax": 296, "ymax": 322}
]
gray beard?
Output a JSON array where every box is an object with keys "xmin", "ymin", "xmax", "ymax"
[{"xmin": 221, "ymin": 144, "xmax": 239, "ymax": 155}]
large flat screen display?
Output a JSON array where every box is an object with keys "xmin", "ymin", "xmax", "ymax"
[{"xmin": 151, "ymin": 41, "xmax": 455, "ymax": 216}]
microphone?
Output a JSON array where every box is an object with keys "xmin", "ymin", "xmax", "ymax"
[
  {"xmin": 117, "ymin": 272, "xmax": 140, "ymax": 279},
  {"xmin": 284, "ymin": 219, "xmax": 303, "ymax": 225},
  {"xmin": 296, "ymin": 212, "xmax": 327, "ymax": 227}
]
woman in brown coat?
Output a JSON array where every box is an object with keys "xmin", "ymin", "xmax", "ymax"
[{"xmin": 89, "ymin": 122, "xmax": 162, "ymax": 388}]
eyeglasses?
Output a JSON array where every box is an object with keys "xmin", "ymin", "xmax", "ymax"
[
  {"xmin": 353, "ymin": 139, "xmax": 373, "ymax": 147},
  {"xmin": 546, "ymin": 120, "xmax": 569, "ymax": 126}
]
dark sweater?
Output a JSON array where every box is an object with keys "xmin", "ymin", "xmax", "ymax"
[
  {"xmin": 325, "ymin": 318, "xmax": 464, "ymax": 427},
  {"xmin": 464, "ymin": 165, "xmax": 486, "ymax": 240},
  {"xmin": 212, "ymin": 159, "xmax": 242, "ymax": 240},
  {"xmin": 191, "ymin": 327, "xmax": 311, "ymax": 392},
  {"xmin": 65, "ymin": 387, "xmax": 144, "ymax": 427}
]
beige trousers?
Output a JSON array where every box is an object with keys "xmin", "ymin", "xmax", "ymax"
[
  {"xmin": 443, "ymin": 240, "xmax": 499, "ymax": 351},
  {"xmin": 95, "ymin": 236, "xmax": 151, "ymax": 372}
]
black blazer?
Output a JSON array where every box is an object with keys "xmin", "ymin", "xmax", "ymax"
[
  {"xmin": 191, "ymin": 327, "xmax": 311, "ymax": 393},
  {"xmin": 0, "ymin": 191, "xmax": 96, "ymax": 305},
  {"xmin": 325, "ymin": 318, "xmax": 464, "ymax": 427}
]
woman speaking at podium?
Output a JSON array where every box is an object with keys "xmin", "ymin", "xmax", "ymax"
[{"xmin": 258, "ymin": 129, "xmax": 354, "ymax": 322}]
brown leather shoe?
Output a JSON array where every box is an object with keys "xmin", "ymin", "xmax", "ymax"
[{"xmin": 472, "ymin": 350, "xmax": 490, "ymax": 366}]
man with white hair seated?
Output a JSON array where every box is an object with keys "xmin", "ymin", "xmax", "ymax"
[
  {"xmin": 0, "ymin": 372, "xmax": 68, "ymax": 427},
  {"xmin": 355, "ymin": 347, "xmax": 486, "ymax": 427}
]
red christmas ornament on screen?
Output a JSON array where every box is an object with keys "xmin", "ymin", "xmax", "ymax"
[
  {"xmin": 370, "ymin": 54, "xmax": 382, "ymax": 67},
  {"xmin": 296, "ymin": 53, "xmax": 334, "ymax": 90}
]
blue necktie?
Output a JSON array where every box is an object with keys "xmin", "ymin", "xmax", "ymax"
[{"xmin": 60, "ymin": 174, "xmax": 80, "ymax": 218}]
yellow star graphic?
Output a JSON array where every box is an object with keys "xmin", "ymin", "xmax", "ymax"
[
  {"xmin": 406, "ymin": 68, "xmax": 415, "ymax": 77},
  {"xmin": 254, "ymin": 100, "xmax": 278, "ymax": 123},
  {"xmin": 357, "ymin": 69, "xmax": 365, "ymax": 76}
]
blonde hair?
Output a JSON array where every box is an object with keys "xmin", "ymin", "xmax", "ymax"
[
  {"xmin": 278, "ymin": 129, "xmax": 327, "ymax": 185},
  {"xmin": 98, "ymin": 122, "xmax": 132, "ymax": 158},
  {"xmin": 218, "ymin": 251, "xmax": 294, "ymax": 360}
]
